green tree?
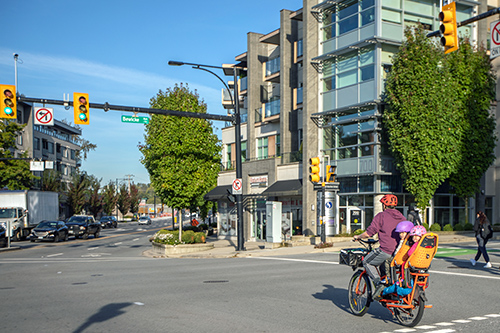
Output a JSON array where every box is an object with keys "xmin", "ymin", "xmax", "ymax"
[
  {"xmin": 447, "ymin": 38, "xmax": 496, "ymax": 202},
  {"xmin": 0, "ymin": 121, "xmax": 36, "ymax": 189},
  {"xmin": 67, "ymin": 172, "xmax": 89, "ymax": 216},
  {"xmin": 116, "ymin": 184, "xmax": 131, "ymax": 217},
  {"xmin": 129, "ymin": 183, "xmax": 140, "ymax": 215},
  {"xmin": 41, "ymin": 170, "xmax": 64, "ymax": 192},
  {"xmin": 140, "ymin": 84, "xmax": 221, "ymax": 213},
  {"xmin": 102, "ymin": 181, "xmax": 117, "ymax": 216},
  {"xmin": 384, "ymin": 25, "xmax": 463, "ymax": 210},
  {"xmin": 87, "ymin": 175, "xmax": 103, "ymax": 218}
]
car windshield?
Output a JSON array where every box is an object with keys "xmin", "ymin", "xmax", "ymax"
[
  {"xmin": 0, "ymin": 209, "xmax": 16, "ymax": 218},
  {"xmin": 68, "ymin": 216, "xmax": 86, "ymax": 223},
  {"xmin": 100, "ymin": 217, "xmax": 111, "ymax": 221},
  {"xmin": 139, "ymin": 217, "xmax": 148, "ymax": 220},
  {"xmin": 37, "ymin": 221, "xmax": 58, "ymax": 228}
]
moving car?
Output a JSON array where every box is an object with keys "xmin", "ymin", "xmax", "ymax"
[
  {"xmin": 138, "ymin": 215, "xmax": 152, "ymax": 225},
  {"xmin": 100, "ymin": 216, "xmax": 118, "ymax": 228},
  {"xmin": 30, "ymin": 221, "xmax": 69, "ymax": 242},
  {"xmin": 66, "ymin": 215, "xmax": 101, "ymax": 239}
]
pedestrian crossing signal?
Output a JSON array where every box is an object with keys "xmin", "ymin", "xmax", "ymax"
[{"xmin": 326, "ymin": 165, "xmax": 336, "ymax": 183}]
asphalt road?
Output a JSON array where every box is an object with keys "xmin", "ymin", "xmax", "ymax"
[{"xmin": 1, "ymin": 221, "xmax": 499, "ymax": 333}]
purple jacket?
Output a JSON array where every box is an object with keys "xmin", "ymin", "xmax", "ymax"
[{"xmin": 366, "ymin": 208, "xmax": 406, "ymax": 255}]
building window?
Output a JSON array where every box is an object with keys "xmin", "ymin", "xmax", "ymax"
[
  {"xmin": 47, "ymin": 142, "xmax": 54, "ymax": 154},
  {"xmin": 265, "ymin": 57, "xmax": 280, "ymax": 76},
  {"xmin": 226, "ymin": 144, "xmax": 232, "ymax": 169},
  {"xmin": 241, "ymin": 141, "xmax": 247, "ymax": 162},
  {"xmin": 322, "ymin": 45, "xmax": 375, "ymax": 92},
  {"xmin": 322, "ymin": 0, "xmax": 376, "ymax": 42},
  {"xmin": 70, "ymin": 149, "xmax": 76, "ymax": 160},
  {"xmin": 34, "ymin": 137, "xmax": 40, "ymax": 150},
  {"xmin": 276, "ymin": 134, "xmax": 281, "ymax": 157},
  {"xmin": 257, "ymin": 137, "xmax": 268, "ymax": 160}
]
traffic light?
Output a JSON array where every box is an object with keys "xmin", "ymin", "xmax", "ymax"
[
  {"xmin": 439, "ymin": 2, "xmax": 458, "ymax": 54},
  {"xmin": 309, "ymin": 157, "xmax": 321, "ymax": 183},
  {"xmin": 326, "ymin": 165, "xmax": 336, "ymax": 183},
  {"xmin": 0, "ymin": 84, "xmax": 16, "ymax": 119},
  {"xmin": 74, "ymin": 92, "xmax": 89, "ymax": 125}
]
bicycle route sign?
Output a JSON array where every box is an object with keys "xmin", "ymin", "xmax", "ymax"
[{"xmin": 34, "ymin": 107, "xmax": 54, "ymax": 126}]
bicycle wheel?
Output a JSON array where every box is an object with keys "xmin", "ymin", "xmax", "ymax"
[
  {"xmin": 348, "ymin": 270, "xmax": 372, "ymax": 316},
  {"xmin": 395, "ymin": 295, "xmax": 425, "ymax": 327}
]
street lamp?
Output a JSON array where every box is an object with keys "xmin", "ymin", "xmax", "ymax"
[{"xmin": 168, "ymin": 60, "xmax": 246, "ymax": 251}]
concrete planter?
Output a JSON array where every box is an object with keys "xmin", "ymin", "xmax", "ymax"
[{"xmin": 151, "ymin": 241, "xmax": 214, "ymax": 256}]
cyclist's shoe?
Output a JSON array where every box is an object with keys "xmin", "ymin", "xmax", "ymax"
[{"xmin": 372, "ymin": 283, "xmax": 386, "ymax": 301}]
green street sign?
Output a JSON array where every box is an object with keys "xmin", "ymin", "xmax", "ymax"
[{"xmin": 121, "ymin": 115, "xmax": 149, "ymax": 124}]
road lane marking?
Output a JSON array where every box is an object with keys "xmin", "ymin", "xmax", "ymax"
[
  {"xmin": 88, "ymin": 247, "xmax": 99, "ymax": 251},
  {"xmin": 113, "ymin": 242, "xmax": 122, "ymax": 246},
  {"xmin": 429, "ymin": 270, "xmax": 500, "ymax": 280},
  {"xmin": 248, "ymin": 257, "xmax": 338, "ymax": 264},
  {"xmin": 45, "ymin": 253, "xmax": 63, "ymax": 258}
]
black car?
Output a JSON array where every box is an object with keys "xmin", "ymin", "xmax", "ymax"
[
  {"xmin": 100, "ymin": 216, "xmax": 117, "ymax": 228},
  {"xmin": 0, "ymin": 224, "xmax": 6, "ymax": 247},
  {"xmin": 30, "ymin": 221, "xmax": 69, "ymax": 242},
  {"xmin": 66, "ymin": 215, "xmax": 101, "ymax": 240}
]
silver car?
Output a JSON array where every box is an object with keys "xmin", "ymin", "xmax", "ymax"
[{"xmin": 138, "ymin": 216, "xmax": 152, "ymax": 225}]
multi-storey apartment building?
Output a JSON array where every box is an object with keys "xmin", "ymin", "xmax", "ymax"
[
  {"xmin": 207, "ymin": 0, "xmax": 498, "ymax": 243},
  {"xmin": 12, "ymin": 101, "xmax": 81, "ymax": 192}
]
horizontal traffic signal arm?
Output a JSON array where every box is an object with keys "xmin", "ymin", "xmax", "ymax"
[{"xmin": 18, "ymin": 96, "xmax": 234, "ymax": 123}]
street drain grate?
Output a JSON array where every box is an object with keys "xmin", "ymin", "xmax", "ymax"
[{"xmin": 203, "ymin": 280, "xmax": 229, "ymax": 284}]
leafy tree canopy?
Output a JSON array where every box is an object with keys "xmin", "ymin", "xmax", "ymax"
[
  {"xmin": 140, "ymin": 84, "xmax": 221, "ymax": 210},
  {"xmin": 384, "ymin": 26, "xmax": 496, "ymax": 209},
  {"xmin": 0, "ymin": 121, "xmax": 37, "ymax": 189}
]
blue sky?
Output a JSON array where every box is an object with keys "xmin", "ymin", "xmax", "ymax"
[{"xmin": 1, "ymin": 0, "xmax": 303, "ymax": 186}]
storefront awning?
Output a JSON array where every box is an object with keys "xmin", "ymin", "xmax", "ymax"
[
  {"xmin": 204, "ymin": 185, "xmax": 232, "ymax": 201},
  {"xmin": 261, "ymin": 179, "xmax": 302, "ymax": 197}
]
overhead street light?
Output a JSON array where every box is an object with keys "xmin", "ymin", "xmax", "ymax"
[{"xmin": 168, "ymin": 60, "xmax": 246, "ymax": 251}]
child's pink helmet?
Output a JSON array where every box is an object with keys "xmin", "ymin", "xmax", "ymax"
[{"xmin": 409, "ymin": 225, "xmax": 427, "ymax": 236}]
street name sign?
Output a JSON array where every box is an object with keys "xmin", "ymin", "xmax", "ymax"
[{"xmin": 121, "ymin": 115, "xmax": 149, "ymax": 124}]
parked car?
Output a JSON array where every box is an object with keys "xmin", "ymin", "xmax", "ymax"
[
  {"xmin": 100, "ymin": 216, "xmax": 117, "ymax": 228},
  {"xmin": 0, "ymin": 224, "xmax": 6, "ymax": 247},
  {"xmin": 66, "ymin": 215, "xmax": 100, "ymax": 239},
  {"xmin": 30, "ymin": 220, "xmax": 69, "ymax": 242},
  {"xmin": 138, "ymin": 215, "xmax": 152, "ymax": 225}
]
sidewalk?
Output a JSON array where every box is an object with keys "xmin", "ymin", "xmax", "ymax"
[{"xmin": 143, "ymin": 231, "xmax": 486, "ymax": 259}]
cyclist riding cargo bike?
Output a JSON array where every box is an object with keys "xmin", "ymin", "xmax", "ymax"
[{"xmin": 341, "ymin": 230, "xmax": 439, "ymax": 327}]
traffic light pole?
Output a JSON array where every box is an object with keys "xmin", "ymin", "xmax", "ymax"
[{"xmin": 17, "ymin": 96, "xmax": 234, "ymax": 123}]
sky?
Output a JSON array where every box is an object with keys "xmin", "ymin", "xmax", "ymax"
[{"xmin": 1, "ymin": 0, "xmax": 303, "ymax": 186}]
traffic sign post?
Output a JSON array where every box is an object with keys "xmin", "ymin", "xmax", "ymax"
[
  {"xmin": 121, "ymin": 115, "xmax": 150, "ymax": 124},
  {"xmin": 491, "ymin": 20, "xmax": 500, "ymax": 59},
  {"xmin": 232, "ymin": 178, "xmax": 242, "ymax": 195},
  {"xmin": 34, "ymin": 107, "xmax": 54, "ymax": 126}
]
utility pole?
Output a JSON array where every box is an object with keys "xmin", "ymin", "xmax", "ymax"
[{"xmin": 124, "ymin": 174, "xmax": 134, "ymax": 193}]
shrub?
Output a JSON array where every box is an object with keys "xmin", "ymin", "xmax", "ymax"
[
  {"xmin": 464, "ymin": 223, "xmax": 474, "ymax": 231},
  {"xmin": 443, "ymin": 224, "xmax": 453, "ymax": 231},
  {"xmin": 453, "ymin": 224, "xmax": 464, "ymax": 231},
  {"xmin": 151, "ymin": 230, "xmax": 181, "ymax": 245},
  {"xmin": 181, "ymin": 230, "xmax": 195, "ymax": 244},
  {"xmin": 210, "ymin": 222, "xmax": 217, "ymax": 228},
  {"xmin": 194, "ymin": 232, "xmax": 206, "ymax": 243},
  {"xmin": 429, "ymin": 223, "xmax": 441, "ymax": 232},
  {"xmin": 198, "ymin": 223, "xmax": 208, "ymax": 230},
  {"xmin": 422, "ymin": 223, "xmax": 429, "ymax": 231}
]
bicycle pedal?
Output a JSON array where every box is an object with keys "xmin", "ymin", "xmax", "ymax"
[{"xmin": 424, "ymin": 304, "xmax": 433, "ymax": 308}]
